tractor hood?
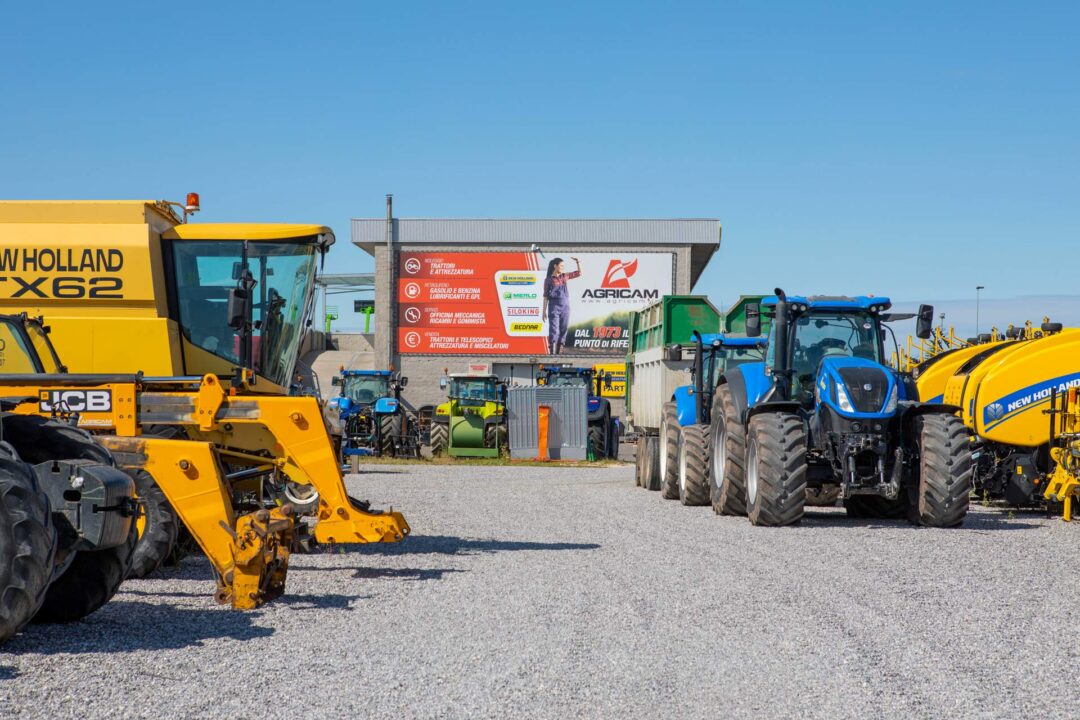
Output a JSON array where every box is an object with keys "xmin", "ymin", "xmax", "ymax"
[{"xmin": 816, "ymin": 356, "xmax": 898, "ymax": 419}]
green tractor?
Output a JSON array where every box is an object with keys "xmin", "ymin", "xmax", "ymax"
[{"xmin": 429, "ymin": 373, "xmax": 508, "ymax": 458}]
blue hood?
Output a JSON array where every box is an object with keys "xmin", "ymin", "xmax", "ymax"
[{"xmin": 816, "ymin": 356, "xmax": 898, "ymax": 419}]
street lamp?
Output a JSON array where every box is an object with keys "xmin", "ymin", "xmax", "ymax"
[{"xmin": 975, "ymin": 285, "xmax": 985, "ymax": 335}]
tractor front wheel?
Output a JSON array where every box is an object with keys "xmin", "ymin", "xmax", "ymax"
[
  {"xmin": 912, "ymin": 414, "xmax": 973, "ymax": 528},
  {"xmin": 746, "ymin": 413, "xmax": 807, "ymax": 527},
  {"xmin": 379, "ymin": 414, "xmax": 402, "ymax": 457},
  {"xmin": 485, "ymin": 423, "xmax": 508, "ymax": 455},
  {"xmin": 677, "ymin": 424, "xmax": 711, "ymax": 506},
  {"xmin": 429, "ymin": 422, "xmax": 448, "ymax": 456},
  {"xmin": 588, "ymin": 419, "xmax": 609, "ymax": 460}
]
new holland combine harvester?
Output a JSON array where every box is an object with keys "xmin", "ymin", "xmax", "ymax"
[{"xmin": 0, "ymin": 198, "xmax": 410, "ymax": 613}]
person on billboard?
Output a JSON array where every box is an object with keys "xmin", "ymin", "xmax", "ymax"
[{"xmin": 543, "ymin": 256, "xmax": 581, "ymax": 354}]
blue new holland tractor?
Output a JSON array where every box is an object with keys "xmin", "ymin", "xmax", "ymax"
[
  {"xmin": 327, "ymin": 369, "xmax": 419, "ymax": 470},
  {"xmin": 656, "ymin": 332, "xmax": 766, "ymax": 503},
  {"xmin": 707, "ymin": 290, "xmax": 974, "ymax": 527},
  {"xmin": 536, "ymin": 365, "xmax": 620, "ymax": 459}
]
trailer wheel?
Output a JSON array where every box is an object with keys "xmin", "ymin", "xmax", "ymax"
[
  {"xmin": 709, "ymin": 385, "xmax": 748, "ymax": 515},
  {"xmin": 912, "ymin": 414, "xmax": 973, "ymax": 528},
  {"xmin": 127, "ymin": 469, "xmax": 178, "ymax": 579},
  {"xmin": 379, "ymin": 414, "xmax": 401, "ymax": 457},
  {"xmin": 746, "ymin": 413, "xmax": 807, "ymax": 527},
  {"xmin": 659, "ymin": 403, "xmax": 680, "ymax": 499},
  {"xmin": 430, "ymin": 422, "xmax": 448, "ymax": 456},
  {"xmin": 677, "ymin": 424, "xmax": 711, "ymax": 506},
  {"xmin": 34, "ymin": 522, "xmax": 137, "ymax": 624},
  {"xmin": 640, "ymin": 436, "xmax": 661, "ymax": 491},
  {"xmin": 0, "ymin": 457, "xmax": 55, "ymax": 644}
]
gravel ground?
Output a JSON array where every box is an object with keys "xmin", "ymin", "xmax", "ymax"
[{"xmin": 2, "ymin": 460, "xmax": 1079, "ymax": 719}]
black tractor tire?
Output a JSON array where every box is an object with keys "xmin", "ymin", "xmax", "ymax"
[
  {"xmin": 634, "ymin": 438, "xmax": 644, "ymax": 486},
  {"xmin": 163, "ymin": 526, "xmax": 200, "ymax": 568},
  {"xmin": 659, "ymin": 403, "xmax": 680, "ymax": 499},
  {"xmin": 806, "ymin": 485, "xmax": 842, "ymax": 507},
  {"xmin": 484, "ymin": 423, "xmax": 508, "ymax": 454},
  {"xmin": 640, "ymin": 436, "xmax": 661, "ymax": 491},
  {"xmin": 844, "ymin": 494, "xmax": 908, "ymax": 519},
  {"xmin": 34, "ymin": 523, "xmax": 137, "ymax": 624},
  {"xmin": 0, "ymin": 458, "xmax": 56, "ymax": 644},
  {"xmin": 912, "ymin": 414, "xmax": 973, "ymax": 528},
  {"xmin": 677, "ymin": 424, "xmax": 711, "ymax": 506},
  {"xmin": 379, "ymin": 414, "xmax": 401, "ymax": 457},
  {"xmin": 745, "ymin": 413, "xmax": 807, "ymax": 527},
  {"xmin": 429, "ymin": 422, "xmax": 448, "ymax": 456},
  {"xmin": 588, "ymin": 420, "xmax": 609, "ymax": 460},
  {"xmin": 709, "ymin": 384, "xmax": 748, "ymax": 516},
  {"xmin": 1, "ymin": 415, "xmax": 113, "ymax": 466},
  {"xmin": 127, "ymin": 469, "xmax": 179, "ymax": 579}
]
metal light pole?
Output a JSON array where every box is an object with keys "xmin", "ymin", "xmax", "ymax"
[{"xmin": 975, "ymin": 285, "xmax": 985, "ymax": 335}]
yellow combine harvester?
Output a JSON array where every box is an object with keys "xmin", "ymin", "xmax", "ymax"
[
  {"xmin": 912, "ymin": 323, "xmax": 1076, "ymax": 506},
  {"xmin": 0, "ymin": 198, "xmax": 409, "ymax": 606}
]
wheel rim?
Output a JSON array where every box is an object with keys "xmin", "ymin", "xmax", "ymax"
[
  {"xmin": 678, "ymin": 430, "xmax": 687, "ymax": 495},
  {"xmin": 746, "ymin": 439, "xmax": 759, "ymax": 506},
  {"xmin": 660, "ymin": 419, "xmax": 669, "ymax": 471},
  {"xmin": 711, "ymin": 422, "xmax": 726, "ymax": 488}
]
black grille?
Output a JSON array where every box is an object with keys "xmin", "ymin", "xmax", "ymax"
[{"xmin": 837, "ymin": 367, "xmax": 889, "ymax": 413}]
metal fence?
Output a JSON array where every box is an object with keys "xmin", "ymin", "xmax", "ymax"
[{"xmin": 507, "ymin": 386, "xmax": 588, "ymax": 460}]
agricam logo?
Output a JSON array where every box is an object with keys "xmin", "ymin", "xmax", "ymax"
[{"xmin": 601, "ymin": 259, "xmax": 638, "ymax": 289}]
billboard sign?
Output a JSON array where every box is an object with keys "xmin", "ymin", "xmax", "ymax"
[{"xmin": 397, "ymin": 251, "xmax": 673, "ymax": 355}]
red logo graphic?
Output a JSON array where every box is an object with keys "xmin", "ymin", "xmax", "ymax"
[{"xmin": 601, "ymin": 259, "xmax": 639, "ymax": 289}]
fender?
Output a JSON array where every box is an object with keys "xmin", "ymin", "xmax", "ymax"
[
  {"xmin": 673, "ymin": 385, "xmax": 696, "ymax": 427},
  {"xmin": 587, "ymin": 397, "xmax": 610, "ymax": 423},
  {"xmin": 718, "ymin": 363, "xmax": 773, "ymax": 425},
  {"xmin": 747, "ymin": 401, "xmax": 804, "ymax": 422},
  {"xmin": 900, "ymin": 402, "xmax": 961, "ymax": 438}
]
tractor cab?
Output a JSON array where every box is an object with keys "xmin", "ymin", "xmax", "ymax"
[{"xmin": 447, "ymin": 375, "xmax": 503, "ymax": 408}]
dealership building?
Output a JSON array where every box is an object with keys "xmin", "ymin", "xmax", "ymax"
[{"xmin": 352, "ymin": 204, "xmax": 720, "ymax": 409}]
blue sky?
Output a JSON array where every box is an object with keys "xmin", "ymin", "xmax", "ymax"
[{"xmin": 1, "ymin": 1, "xmax": 1076, "ymax": 334}]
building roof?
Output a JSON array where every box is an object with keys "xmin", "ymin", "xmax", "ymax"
[{"xmin": 352, "ymin": 218, "xmax": 721, "ymax": 288}]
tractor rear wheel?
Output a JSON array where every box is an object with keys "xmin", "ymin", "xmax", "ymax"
[
  {"xmin": 659, "ymin": 403, "xmax": 680, "ymax": 499},
  {"xmin": 710, "ymin": 384, "xmax": 748, "ymax": 516},
  {"xmin": 746, "ymin": 413, "xmax": 807, "ymax": 527},
  {"xmin": 588, "ymin": 419, "xmax": 609, "ymax": 460},
  {"xmin": 34, "ymin": 523, "xmax": 137, "ymax": 624},
  {"xmin": 379, "ymin": 414, "xmax": 401, "ymax": 457},
  {"xmin": 0, "ymin": 458, "xmax": 55, "ymax": 644},
  {"xmin": 127, "ymin": 469, "xmax": 178, "ymax": 579},
  {"xmin": 677, "ymin": 424, "xmax": 711, "ymax": 506},
  {"xmin": 429, "ymin": 422, "xmax": 448, "ymax": 456},
  {"xmin": 806, "ymin": 485, "xmax": 842, "ymax": 507},
  {"xmin": 912, "ymin": 414, "xmax": 973, "ymax": 528}
]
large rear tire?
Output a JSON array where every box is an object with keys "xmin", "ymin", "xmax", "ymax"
[
  {"xmin": 34, "ymin": 523, "xmax": 137, "ymax": 624},
  {"xmin": 709, "ymin": 385, "xmax": 748, "ymax": 515},
  {"xmin": 429, "ymin": 422, "xmax": 448, "ymax": 456},
  {"xmin": 588, "ymin": 420, "xmax": 609, "ymax": 460},
  {"xmin": 127, "ymin": 469, "xmax": 178, "ymax": 579},
  {"xmin": 913, "ymin": 414, "xmax": 973, "ymax": 528},
  {"xmin": 379, "ymin": 414, "xmax": 401, "ymax": 457},
  {"xmin": 659, "ymin": 403, "xmax": 680, "ymax": 499},
  {"xmin": 0, "ymin": 457, "xmax": 55, "ymax": 644},
  {"xmin": 677, "ymin": 424, "xmax": 711, "ymax": 506},
  {"xmin": 746, "ymin": 413, "xmax": 807, "ymax": 527}
]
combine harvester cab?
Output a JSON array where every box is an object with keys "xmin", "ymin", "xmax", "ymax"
[
  {"xmin": 0, "ymin": 198, "xmax": 409, "ymax": 607},
  {"xmin": 327, "ymin": 369, "xmax": 419, "ymax": 470},
  {"xmin": 0, "ymin": 314, "xmax": 139, "ymax": 643},
  {"xmin": 709, "ymin": 290, "xmax": 973, "ymax": 527},
  {"xmin": 535, "ymin": 365, "xmax": 620, "ymax": 459},
  {"xmin": 936, "ymin": 324, "xmax": 1077, "ymax": 505}
]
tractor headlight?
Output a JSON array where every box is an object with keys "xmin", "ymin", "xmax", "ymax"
[
  {"xmin": 884, "ymin": 385, "xmax": 898, "ymax": 413},
  {"xmin": 836, "ymin": 384, "xmax": 855, "ymax": 413}
]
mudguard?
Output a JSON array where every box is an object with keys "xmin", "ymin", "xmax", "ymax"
[{"xmin": 673, "ymin": 385, "xmax": 696, "ymax": 427}]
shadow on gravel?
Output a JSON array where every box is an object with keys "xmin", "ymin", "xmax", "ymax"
[
  {"xmin": 357, "ymin": 534, "xmax": 602, "ymax": 556},
  {"xmin": 0, "ymin": 666, "xmax": 18, "ymax": 680},
  {"xmin": 274, "ymin": 593, "xmax": 369, "ymax": 610},
  {"xmin": 8, "ymin": 601, "xmax": 273, "ymax": 655},
  {"xmin": 799, "ymin": 509, "xmax": 1043, "ymax": 531}
]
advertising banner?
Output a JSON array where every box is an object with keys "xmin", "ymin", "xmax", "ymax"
[{"xmin": 397, "ymin": 251, "xmax": 674, "ymax": 355}]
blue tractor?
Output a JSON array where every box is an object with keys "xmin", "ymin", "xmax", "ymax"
[
  {"xmin": 656, "ymin": 332, "xmax": 767, "ymax": 502},
  {"xmin": 536, "ymin": 365, "xmax": 620, "ymax": 459},
  {"xmin": 706, "ymin": 290, "xmax": 973, "ymax": 527},
  {"xmin": 327, "ymin": 369, "xmax": 419, "ymax": 470}
]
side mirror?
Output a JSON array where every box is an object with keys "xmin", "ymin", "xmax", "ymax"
[
  {"xmin": 745, "ymin": 304, "xmax": 761, "ymax": 337},
  {"xmin": 439, "ymin": 377, "xmax": 448, "ymax": 389},
  {"xmin": 603, "ymin": 372, "xmax": 613, "ymax": 390},
  {"xmin": 226, "ymin": 287, "xmax": 251, "ymax": 330},
  {"xmin": 331, "ymin": 376, "xmax": 342, "ymax": 387},
  {"xmin": 915, "ymin": 304, "xmax": 934, "ymax": 339},
  {"xmin": 399, "ymin": 376, "xmax": 409, "ymax": 387}
]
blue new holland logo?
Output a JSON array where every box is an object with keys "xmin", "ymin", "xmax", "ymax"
[{"xmin": 982, "ymin": 372, "xmax": 1080, "ymax": 430}]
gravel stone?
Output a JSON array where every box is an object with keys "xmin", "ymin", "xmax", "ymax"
[{"xmin": 1, "ymin": 461, "xmax": 1078, "ymax": 719}]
